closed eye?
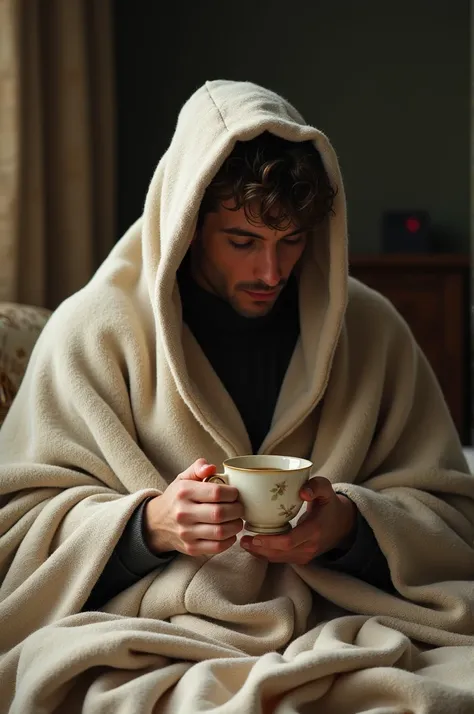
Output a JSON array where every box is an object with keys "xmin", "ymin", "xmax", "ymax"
[
  {"xmin": 229, "ymin": 236, "xmax": 305, "ymax": 250},
  {"xmin": 283, "ymin": 236, "xmax": 305, "ymax": 245},
  {"xmin": 229, "ymin": 240, "xmax": 253, "ymax": 250}
]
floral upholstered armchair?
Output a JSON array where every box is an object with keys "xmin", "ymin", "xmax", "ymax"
[{"xmin": 0, "ymin": 303, "xmax": 52, "ymax": 426}]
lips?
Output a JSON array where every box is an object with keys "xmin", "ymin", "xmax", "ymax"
[{"xmin": 244, "ymin": 290, "xmax": 279, "ymax": 301}]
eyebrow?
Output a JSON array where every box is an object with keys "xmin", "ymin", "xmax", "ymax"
[{"xmin": 221, "ymin": 227, "xmax": 305, "ymax": 240}]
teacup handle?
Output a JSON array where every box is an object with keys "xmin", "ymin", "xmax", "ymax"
[{"xmin": 203, "ymin": 473, "xmax": 228, "ymax": 484}]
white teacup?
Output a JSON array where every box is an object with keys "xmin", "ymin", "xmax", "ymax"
[{"xmin": 204, "ymin": 455, "xmax": 313, "ymax": 535}]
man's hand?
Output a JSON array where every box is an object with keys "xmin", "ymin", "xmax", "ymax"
[
  {"xmin": 240, "ymin": 477, "xmax": 357, "ymax": 565},
  {"xmin": 144, "ymin": 458, "xmax": 245, "ymax": 556}
]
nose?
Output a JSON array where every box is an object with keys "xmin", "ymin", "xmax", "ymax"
[{"xmin": 256, "ymin": 248, "xmax": 281, "ymax": 288}]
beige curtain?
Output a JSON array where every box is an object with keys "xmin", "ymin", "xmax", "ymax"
[{"xmin": 0, "ymin": 0, "xmax": 115, "ymax": 309}]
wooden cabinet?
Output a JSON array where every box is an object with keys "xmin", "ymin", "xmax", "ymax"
[{"xmin": 349, "ymin": 254, "xmax": 471, "ymax": 444}]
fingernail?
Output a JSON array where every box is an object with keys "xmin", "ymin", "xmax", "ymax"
[{"xmin": 253, "ymin": 538, "xmax": 262, "ymax": 547}]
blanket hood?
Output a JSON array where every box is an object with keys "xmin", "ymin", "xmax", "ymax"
[{"xmin": 136, "ymin": 80, "xmax": 348, "ymax": 455}]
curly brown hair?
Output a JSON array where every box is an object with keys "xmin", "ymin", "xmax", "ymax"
[{"xmin": 197, "ymin": 132, "xmax": 336, "ymax": 231}]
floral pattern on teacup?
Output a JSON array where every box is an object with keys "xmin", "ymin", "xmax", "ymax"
[
  {"xmin": 269, "ymin": 480, "xmax": 300, "ymax": 521},
  {"xmin": 270, "ymin": 481, "xmax": 287, "ymax": 500},
  {"xmin": 278, "ymin": 503, "xmax": 299, "ymax": 519}
]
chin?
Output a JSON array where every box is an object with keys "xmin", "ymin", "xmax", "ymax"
[{"xmin": 232, "ymin": 297, "xmax": 275, "ymax": 319}]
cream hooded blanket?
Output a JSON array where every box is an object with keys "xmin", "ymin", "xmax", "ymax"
[{"xmin": 1, "ymin": 80, "xmax": 474, "ymax": 714}]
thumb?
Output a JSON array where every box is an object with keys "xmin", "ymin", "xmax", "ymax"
[
  {"xmin": 300, "ymin": 484, "xmax": 315, "ymax": 501},
  {"xmin": 299, "ymin": 476, "xmax": 332, "ymax": 503},
  {"xmin": 176, "ymin": 458, "xmax": 216, "ymax": 482}
]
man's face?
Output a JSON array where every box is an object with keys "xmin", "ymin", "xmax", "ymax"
[{"xmin": 189, "ymin": 201, "xmax": 308, "ymax": 318}]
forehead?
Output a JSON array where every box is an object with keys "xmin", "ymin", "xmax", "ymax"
[{"xmin": 214, "ymin": 200, "xmax": 300, "ymax": 234}]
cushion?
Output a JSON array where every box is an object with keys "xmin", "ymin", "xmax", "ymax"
[{"xmin": 0, "ymin": 303, "xmax": 51, "ymax": 426}]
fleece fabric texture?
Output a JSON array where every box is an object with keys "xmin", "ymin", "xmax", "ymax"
[
  {"xmin": 83, "ymin": 497, "xmax": 173, "ymax": 610},
  {"xmin": 85, "ymin": 266, "xmax": 391, "ymax": 610},
  {"xmin": 1, "ymin": 79, "xmax": 474, "ymax": 714}
]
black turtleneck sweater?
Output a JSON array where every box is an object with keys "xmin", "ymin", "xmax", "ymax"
[
  {"xmin": 178, "ymin": 260, "xmax": 300, "ymax": 452},
  {"xmin": 84, "ymin": 263, "xmax": 392, "ymax": 610}
]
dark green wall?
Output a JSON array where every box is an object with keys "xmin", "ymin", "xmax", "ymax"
[{"xmin": 114, "ymin": 0, "xmax": 470, "ymax": 253}]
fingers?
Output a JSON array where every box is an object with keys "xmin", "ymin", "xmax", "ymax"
[
  {"xmin": 300, "ymin": 476, "xmax": 334, "ymax": 504},
  {"xmin": 241, "ymin": 538, "xmax": 314, "ymax": 563},
  {"xmin": 176, "ymin": 480, "xmax": 241, "ymax": 505},
  {"xmin": 176, "ymin": 459, "xmax": 244, "ymax": 504},
  {"xmin": 183, "ymin": 519, "xmax": 244, "ymax": 542},
  {"xmin": 176, "ymin": 458, "xmax": 216, "ymax": 482},
  {"xmin": 242, "ymin": 545, "xmax": 313, "ymax": 565},
  {"xmin": 240, "ymin": 509, "xmax": 319, "ymax": 552},
  {"xmin": 177, "ymin": 501, "xmax": 245, "ymax": 525},
  {"xmin": 240, "ymin": 532, "xmax": 316, "ymax": 564}
]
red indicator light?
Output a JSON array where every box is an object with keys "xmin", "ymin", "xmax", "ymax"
[{"xmin": 406, "ymin": 217, "xmax": 421, "ymax": 233}]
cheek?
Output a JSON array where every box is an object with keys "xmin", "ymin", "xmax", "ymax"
[
  {"xmin": 282, "ymin": 245, "xmax": 306, "ymax": 275},
  {"xmin": 222, "ymin": 250, "xmax": 253, "ymax": 285},
  {"xmin": 207, "ymin": 245, "xmax": 239, "ymax": 282}
]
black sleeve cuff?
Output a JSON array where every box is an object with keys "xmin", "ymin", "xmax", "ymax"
[
  {"xmin": 83, "ymin": 497, "xmax": 177, "ymax": 611},
  {"xmin": 315, "ymin": 509, "xmax": 394, "ymax": 591},
  {"xmin": 115, "ymin": 497, "xmax": 177, "ymax": 577}
]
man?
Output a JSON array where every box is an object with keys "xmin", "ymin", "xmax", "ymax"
[
  {"xmin": 84, "ymin": 130, "xmax": 392, "ymax": 611},
  {"xmin": 1, "ymin": 80, "xmax": 473, "ymax": 714}
]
